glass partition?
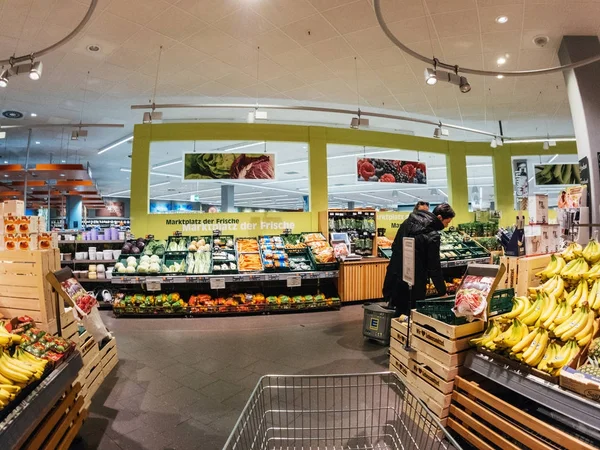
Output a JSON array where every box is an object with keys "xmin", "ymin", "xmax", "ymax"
[
  {"xmin": 147, "ymin": 140, "xmax": 309, "ymax": 213},
  {"xmin": 326, "ymin": 144, "xmax": 448, "ymax": 209},
  {"xmin": 466, "ymin": 156, "xmax": 494, "ymax": 211}
]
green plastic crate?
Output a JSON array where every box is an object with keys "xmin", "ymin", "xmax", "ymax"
[{"xmin": 416, "ymin": 288, "xmax": 515, "ymax": 324}]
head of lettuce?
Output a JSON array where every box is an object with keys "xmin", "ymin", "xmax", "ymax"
[{"xmin": 184, "ymin": 153, "xmax": 236, "ymax": 179}]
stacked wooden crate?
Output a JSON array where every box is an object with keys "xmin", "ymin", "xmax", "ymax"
[
  {"xmin": 0, "ymin": 249, "xmax": 60, "ymax": 334},
  {"xmin": 497, "ymin": 254, "xmax": 551, "ymax": 296},
  {"xmin": 389, "ymin": 311, "xmax": 484, "ymax": 427},
  {"xmin": 21, "ymin": 383, "xmax": 87, "ymax": 450}
]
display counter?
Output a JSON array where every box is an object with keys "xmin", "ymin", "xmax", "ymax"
[{"xmin": 338, "ymin": 258, "xmax": 388, "ymax": 303}]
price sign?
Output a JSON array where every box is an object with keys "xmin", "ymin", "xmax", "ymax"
[
  {"xmin": 146, "ymin": 277, "xmax": 162, "ymax": 291},
  {"xmin": 210, "ymin": 277, "xmax": 226, "ymax": 289},
  {"xmin": 146, "ymin": 234, "xmax": 155, "ymax": 240},
  {"xmin": 174, "ymin": 231, "xmax": 182, "ymax": 237},
  {"xmin": 213, "ymin": 230, "xmax": 222, "ymax": 238},
  {"xmin": 287, "ymin": 276, "xmax": 301, "ymax": 288},
  {"xmin": 282, "ymin": 228, "xmax": 292, "ymax": 235},
  {"xmin": 402, "ymin": 237, "xmax": 415, "ymax": 286}
]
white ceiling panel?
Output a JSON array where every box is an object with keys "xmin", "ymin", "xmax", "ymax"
[{"xmin": 146, "ymin": 7, "xmax": 206, "ymax": 41}]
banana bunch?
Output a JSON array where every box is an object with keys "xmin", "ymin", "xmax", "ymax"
[
  {"xmin": 521, "ymin": 328, "xmax": 549, "ymax": 367},
  {"xmin": 546, "ymin": 339, "xmax": 580, "ymax": 373},
  {"xmin": 565, "ymin": 280, "xmax": 588, "ymax": 308},
  {"xmin": 543, "ymin": 299, "xmax": 569, "ymax": 330},
  {"xmin": 505, "ymin": 296, "xmax": 531, "ymax": 319},
  {"xmin": 583, "ymin": 239, "xmax": 600, "ymax": 264},
  {"xmin": 561, "ymin": 242, "xmax": 583, "ymax": 262},
  {"xmin": 470, "ymin": 321, "xmax": 501, "ymax": 349},
  {"xmin": 0, "ymin": 324, "xmax": 14, "ymax": 348},
  {"xmin": 537, "ymin": 342, "xmax": 562, "ymax": 372},
  {"xmin": 553, "ymin": 304, "xmax": 594, "ymax": 343},
  {"xmin": 560, "ymin": 257, "xmax": 589, "ymax": 281},
  {"xmin": 0, "ymin": 350, "xmax": 43, "ymax": 388},
  {"xmin": 532, "ymin": 275, "xmax": 564, "ymax": 299},
  {"xmin": 536, "ymin": 255, "xmax": 566, "ymax": 280},
  {"xmin": 585, "ymin": 263, "xmax": 600, "ymax": 281},
  {"xmin": 518, "ymin": 293, "xmax": 545, "ymax": 326},
  {"xmin": 493, "ymin": 318, "xmax": 528, "ymax": 349},
  {"xmin": 588, "ymin": 279, "xmax": 600, "ymax": 311}
]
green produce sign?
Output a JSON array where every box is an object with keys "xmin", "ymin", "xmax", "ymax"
[
  {"xmin": 534, "ymin": 164, "xmax": 581, "ymax": 185},
  {"xmin": 183, "ymin": 152, "xmax": 275, "ymax": 180},
  {"xmin": 357, "ymin": 157, "xmax": 426, "ymax": 183}
]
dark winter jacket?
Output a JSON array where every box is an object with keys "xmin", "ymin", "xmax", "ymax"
[{"xmin": 382, "ymin": 211, "xmax": 446, "ymax": 311}]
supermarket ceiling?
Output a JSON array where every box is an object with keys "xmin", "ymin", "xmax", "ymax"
[{"xmin": 0, "ymin": 0, "xmax": 597, "ymax": 197}]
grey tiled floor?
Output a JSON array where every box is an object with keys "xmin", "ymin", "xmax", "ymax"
[{"xmin": 71, "ymin": 305, "xmax": 389, "ymax": 450}]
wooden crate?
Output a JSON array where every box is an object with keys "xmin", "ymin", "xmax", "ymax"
[
  {"xmin": 411, "ymin": 311, "xmax": 483, "ymax": 340},
  {"xmin": 516, "ymin": 254, "xmax": 551, "ymax": 296},
  {"xmin": 449, "ymin": 376, "xmax": 597, "ymax": 450},
  {"xmin": 391, "ymin": 338, "xmax": 461, "ymax": 382},
  {"xmin": 80, "ymin": 335, "xmax": 99, "ymax": 368},
  {"xmin": 0, "ymin": 249, "xmax": 59, "ymax": 334},
  {"xmin": 21, "ymin": 383, "xmax": 87, "ymax": 450},
  {"xmin": 100, "ymin": 337, "xmax": 118, "ymax": 372},
  {"xmin": 391, "ymin": 344, "xmax": 454, "ymax": 395}
]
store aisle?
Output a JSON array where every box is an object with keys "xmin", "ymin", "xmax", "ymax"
[{"xmin": 71, "ymin": 305, "xmax": 389, "ymax": 450}]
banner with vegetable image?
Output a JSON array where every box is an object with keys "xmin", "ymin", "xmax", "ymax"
[
  {"xmin": 184, "ymin": 153, "xmax": 275, "ymax": 180},
  {"xmin": 534, "ymin": 164, "xmax": 581, "ymax": 185},
  {"xmin": 356, "ymin": 157, "xmax": 426, "ymax": 184}
]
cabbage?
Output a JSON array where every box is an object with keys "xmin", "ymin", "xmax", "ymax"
[
  {"xmin": 126, "ymin": 256, "xmax": 137, "ymax": 265},
  {"xmin": 115, "ymin": 262, "xmax": 125, "ymax": 271},
  {"xmin": 127, "ymin": 260, "xmax": 137, "ymax": 267},
  {"xmin": 126, "ymin": 266, "xmax": 136, "ymax": 273},
  {"xmin": 117, "ymin": 266, "xmax": 127, "ymax": 274},
  {"xmin": 148, "ymin": 262, "xmax": 161, "ymax": 273},
  {"xmin": 138, "ymin": 263, "xmax": 149, "ymax": 273},
  {"xmin": 150, "ymin": 255, "xmax": 161, "ymax": 263}
]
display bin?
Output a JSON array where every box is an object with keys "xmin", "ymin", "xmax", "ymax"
[
  {"xmin": 307, "ymin": 246, "xmax": 339, "ymax": 271},
  {"xmin": 162, "ymin": 251, "xmax": 188, "ymax": 275},
  {"xmin": 416, "ymin": 288, "xmax": 514, "ymax": 325},
  {"xmin": 0, "ymin": 249, "xmax": 60, "ymax": 334},
  {"xmin": 165, "ymin": 235, "xmax": 188, "ymax": 252}
]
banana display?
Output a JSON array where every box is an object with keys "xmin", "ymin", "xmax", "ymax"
[
  {"xmin": 471, "ymin": 239, "xmax": 600, "ymax": 376},
  {"xmin": 0, "ymin": 323, "xmax": 49, "ymax": 411}
]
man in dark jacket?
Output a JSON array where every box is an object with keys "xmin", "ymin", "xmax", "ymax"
[{"xmin": 382, "ymin": 203, "xmax": 455, "ymax": 316}]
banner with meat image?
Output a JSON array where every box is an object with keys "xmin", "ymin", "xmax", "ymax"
[{"xmin": 356, "ymin": 157, "xmax": 427, "ymax": 184}]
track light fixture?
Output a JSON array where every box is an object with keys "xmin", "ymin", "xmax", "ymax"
[
  {"xmin": 29, "ymin": 61, "xmax": 42, "ymax": 80},
  {"xmin": 433, "ymin": 123, "xmax": 448, "ymax": 139},
  {"xmin": 496, "ymin": 137, "xmax": 503, "ymax": 147},
  {"xmin": 424, "ymin": 62, "xmax": 471, "ymax": 94},
  {"xmin": 490, "ymin": 138, "xmax": 497, "ymax": 149},
  {"xmin": 543, "ymin": 141, "xmax": 550, "ymax": 150},
  {"xmin": 0, "ymin": 58, "xmax": 44, "ymax": 87},
  {"xmin": 0, "ymin": 70, "xmax": 8, "ymax": 88}
]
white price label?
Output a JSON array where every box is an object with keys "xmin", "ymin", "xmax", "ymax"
[
  {"xmin": 402, "ymin": 237, "xmax": 415, "ymax": 286},
  {"xmin": 287, "ymin": 276, "xmax": 301, "ymax": 288},
  {"xmin": 210, "ymin": 277, "xmax": 226, "ymax": 289},
  {"xmin": 146, "ymin": 277, "xmax": 162, "ymax": 291}
]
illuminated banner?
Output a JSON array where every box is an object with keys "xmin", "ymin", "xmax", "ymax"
[
  {"xmin": 356, "ymin": 157, "xmax": 426, "ymax": 184},
  {"xmin": 184, "ymin": 153, "xmax": 275, "ymax": 181},
  {"xmin": 534, "ymin": 164, "xmax": 581, "ymax": 185}
]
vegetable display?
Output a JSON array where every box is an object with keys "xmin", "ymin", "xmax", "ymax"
[
  {"xmin": 184, "ymin": 153, "xmax": 276, "ymax": 180},
  {"xmin": 357, "ymin": 157, "xmax": 426, "ymax": 184}
]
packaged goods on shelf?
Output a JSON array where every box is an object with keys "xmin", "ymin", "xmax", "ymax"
[
  {"xmin": 2, "ymin": 200, "xmax": 24, "ymax": 216},
  {"xmin": 0, "ymin": 215, "xmax": 44, "ymax": 234}
]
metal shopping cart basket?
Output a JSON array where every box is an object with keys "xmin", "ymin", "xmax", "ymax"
[{"xmin": 223, "ymin": 372, "xmax": 461, "ymax": 450}]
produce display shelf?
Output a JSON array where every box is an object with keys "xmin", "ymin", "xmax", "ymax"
[
  {"xmin": 61, "ymin": 259, "xmax": 117, "ymax": 264},
  {"xmin": 78, "ymin": 278, "xmax": 112, "ymax": 283},
  {"xmin": 0, "ymin": 352, "xmax": 83, "ymax": 449},
  {"xmin": 464, "ymin": 350, "xmax": 600, "ymax": 433},
  {"xmin": 110, "ymin": 270, "xmax": 339, "ymax": 285},
  {"xmin": 58, "ymin": 240, "xmax": 126, "ymax": 244},
  {"xmin": 440, "ymin": 256, "xmax": 489, "ymax": 268}
]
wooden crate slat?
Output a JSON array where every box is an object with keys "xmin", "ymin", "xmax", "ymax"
[
  {"xmin": 0, "ymin": 273, "xmax": 38, "ymax": 287},
  {"xmin": 0, "ymin": 285, "xmax": 39, "ymax": 299},
  {"xmin": 454, "ymin": 377, "xmax": 599, "ymax": 450},
  {"xmin": 452, "ymin": 390, "xmax": 554, "ymax": 450},
  {"xmin": 0, "ymin": 307, "xmax": 43, "ymax": 322},
  {"xmin": 449, "ymin": 405, "xmax": 521, "ymax": 450},
  {"xmin": 448, "ymin": 418, "xmax": 496, "ymax": 450},
  {"xmin": 0, "ymin": 297, "xmax": 40, "ymax": 310},
  {"xmin": 391, "ymin": 340, "xmax": 460, "ymax": 381},
  {"xmin": 0, "ymin": 250, "xmax": 41, "ymax": 264},
  {"xmin": 0, "ymin": 261, "xmax": 36, "ymax": 274},
  {"xmin": 56, "ymin": 409, "xmax": 88, "ymax": 450},
  {"xmin": 41, "ymin": 395, "xmax": 85, "ymax": 450},
  {"xmin": 412, "ymin": 310, "xmax": 484, "ymax": 340},
  {"xmin": 102, "ymin": 353, "xmax": 119, "ymax": 376},
  {"xmin": 411, "ymin": 323, "xmax": 473, "ymax": 353},
  {"xmin": 22, "ymin": 384, "xmax": 81, "ymax": 450}
]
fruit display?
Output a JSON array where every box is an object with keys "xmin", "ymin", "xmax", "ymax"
[
  {"xmin": 439, "ymin": 230, "xmax": 490, "ymax": 261},
  {"xmin": 282, "ymin": 234, "xmax": 307, "ymax": 251},
  {"xmin": 188, "ymin": 237, "xmax": 211, "ymax": 252},
  {"xmin": 356, "ymin": 158, "xmax": 426, "ymax": 184},
  {"xmin": 188, "ymin": 292, "xmax": 340, "ymax": 314},
  {"xmin": 113, "ymin": 293, "xmax": 187, "ymax": 314},
  {"xmin": 426, "ymin": 278, "xmax": 462, "ymax": 296},
  {"xmin": 472, "ymin": 239, "xmax": 600, "ymax": 379},
  {"xmin": 577, "ymin": 337, "xmax": 600, "ymax": 377}
]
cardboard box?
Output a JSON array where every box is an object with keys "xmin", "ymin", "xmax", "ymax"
[
  {"xmin": 529, "ymin": 194, "xmax": 548, "ymax": 224},
  {"xmin": 38, "ymin": 232, "xmax": 58, "ymax": 249},
  {"xmin": 0, "ymin": 233, "xmax": 39, "ymax": 250},
  {"xmin": 3, "ymin": 200, "xmax": 25, "ymax": 216},
  {"xmin": 0, "ymin": 215, "xmax": 43, "ymax": 234}
]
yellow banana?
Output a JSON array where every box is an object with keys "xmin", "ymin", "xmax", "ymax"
[
  {"xmin": 512, "ymin": 327, "xmax": 539, "ymax": 354},
  {"xmin": 505, "ymin": 297, "xmax": 528, "ymax": 319},
  {"xmin": 538, "ymin": 342, "xmax": 559, "ymax": 372},
  {"xmin": 0, "ymin": 357, "xmax": 35, "ymax": 379},
  {"xmin": 0, "ymin": 374, "xmax": 13, "ymax": 385},
  {"xmin": 591, "ymin": 280, "xmax": 600, "ymax": 310},
  {"xmin": 0, "ymin": 360, "xmax": 30, "ymax": 383},
  {"xmin": 520, "ymin": 296, "xmax": 544, "ymax": 326},
  {"xmin": 539, "ymin": 293, "xmax": 557, "ymax": 322},
  {"xmin": 504, "ymin": 320, "xmax": 527, "ymax": 348},
  {"xmin": 548, "ymin": 340, "xmax": 574, "ymax": 368},
  {"xmin": 554, "ymin": 308, "xmax": 584, "ymax": 337},
  {"xmin": 0, "ymin": 384, "xmax": 20, "ymax": 394},
  {"xmin": 525, "ymin": 329, "xmax": 549, "ymax": 366},
  {"xmin": 542, "ymin": 300, "xmax": 563, "ymax": 329},
  {"xmin": 523, "ymin": 328, "xmax": 543, "ymax": 360},
  {"xmin": 554, "ymin": 301, "xmax": 573, "ymax": 325},
  {"xmin": 574, "ymin": 311, "xmax": 595, "ymax": 342},
  {"xmin": 550, "ymin": 276, "xmax": 565, "ymax": 298},
  {"xmin": 561, "ymin": 307, "xmax": 591, "ymax": 341}
]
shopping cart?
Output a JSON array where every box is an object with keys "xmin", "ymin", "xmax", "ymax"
[{"xmin": 223, "ymin": 372, "xmax": 461, "ymax": 450}]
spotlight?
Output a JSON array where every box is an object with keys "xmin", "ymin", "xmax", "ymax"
[
  {"xmin": 496, "ymin": 137, "xmax": 503, "ymax": 147},
  {"xmin": 433, "ymin": 127, "xmax": 442, "ymax": 138},
  {"xmin": 496, "ymin": 57, "xmax": 506, "ymax": 66},
  {"xmin": 143, "ymin": 111, "xmax": 163, "ymax": 124},
  {"xmin": 424, "ymin": 68, "xmax": 437, "ymax": 85},
  {"xmin": 459, "ymin": 76, "xmax": 471, "ymax": 93},
  {"xmin": 350, "ymin": 117, "xmax": 369, "ymax": 129},
  {"xmin": 543, "ymin": 141, "xmax": 549, "ymax": 150},
  {"xmin": 495, "ymin": 16, "xmax": 508, "ymax": 24},
  {"xmin": 0, "ymin": 70, "xmax": 8, "ymax": 88},
  {"xmin": 246, "ymin": 111, "xmax": 255, "ymax": 124},
  {"xmin": 497, "ymin": 74, "xmax": 504, "ymax": 79},
  {"xmin": 71, "ymin": 131, "xmax": 79, "ymax": 140},
  {"xmin": 490, "ymin": 138, "xmax": 497, "ymax": 149},
  {"xmin": 29, "ymin": 61, "xmax": 42, "ymax": 80}
]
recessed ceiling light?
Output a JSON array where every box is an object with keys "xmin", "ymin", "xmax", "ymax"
[
  {"xmin": 3, "ymin": 174, "xmax": 8, "ymax": 178},
  {"xmin": 3, "ymin": 160, "xmax": 7, "ymax": 163},
  {"xmin": 495, "ymin": 16, "xmax": 508, "ymax": 24},
  {"xmin": 497, "ymin": 74, "xmax": 504, "ymax": 79},
  {"xmin": 61, "ymin": 160, "xmax": 66, "ymax": 163},
  {"xmin": 497, "ymin": 57, "xmax": 506, "ymax": 65},
  {"xmin": 35, "ymin": 141, "xmax": 40, "ymax": 144},
  {"xmin": 87, "ymin": 45, "xmax": 101, "ymax": 52},
  {"xmin": 60, "ymin": 173, "xmax": 65, "ymax": 177},
  {"xmin": 30, "ymin": 113, "xmax": 37, "ymax": 117}
]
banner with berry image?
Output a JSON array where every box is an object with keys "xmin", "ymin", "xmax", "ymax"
[{"xmin": 356, "ymin": 157, "xmax": 427, "ymax": 184}]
